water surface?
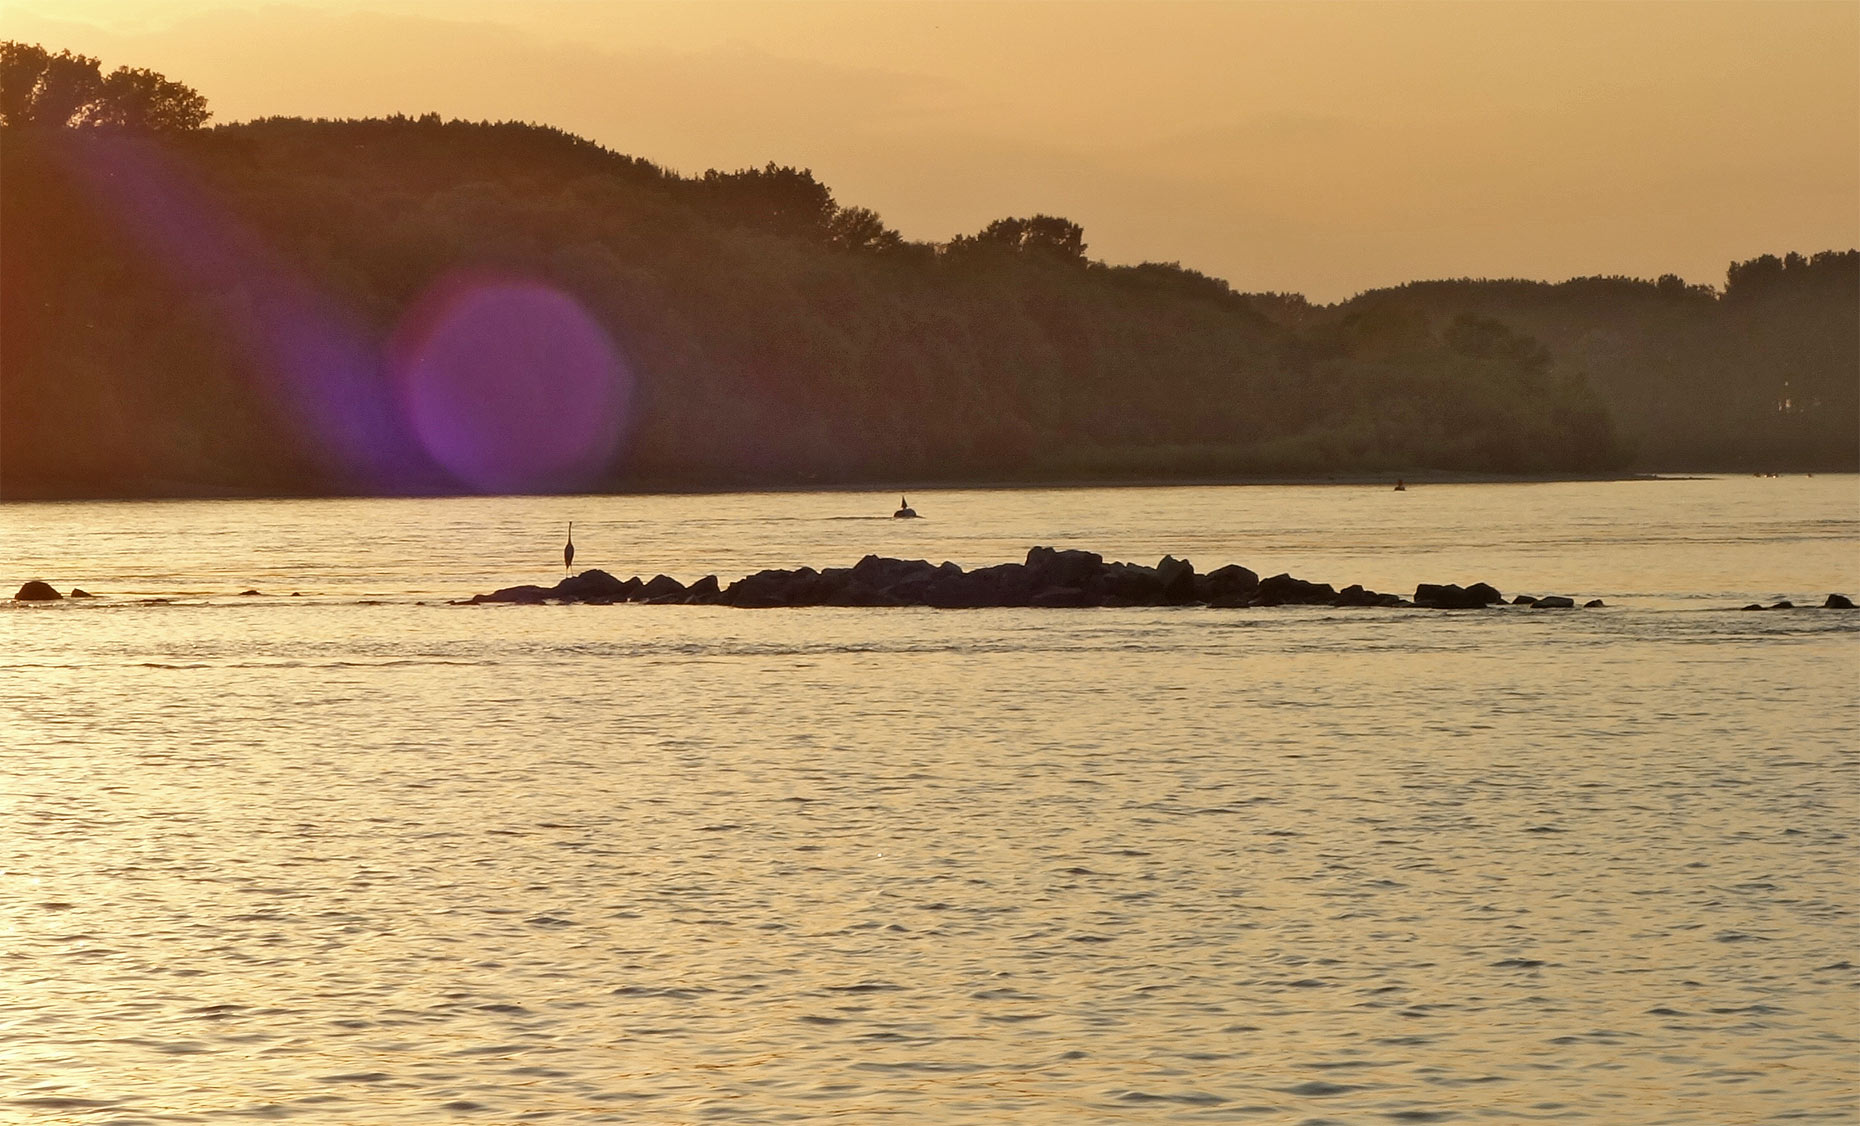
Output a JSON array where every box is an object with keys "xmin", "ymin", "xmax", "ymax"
[{"xmin": 3, "ymin": 478, "xmax": 1856, "ymax": 1123}]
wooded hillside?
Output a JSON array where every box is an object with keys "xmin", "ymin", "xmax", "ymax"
[{"xmin": 3, "ymin": 111, "xmax": 1853, "ymax": 498}]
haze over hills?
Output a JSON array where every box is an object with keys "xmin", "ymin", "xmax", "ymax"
[{"xmin": 2, "ymin": 102, "xmax": 1854, "ymax": 498}]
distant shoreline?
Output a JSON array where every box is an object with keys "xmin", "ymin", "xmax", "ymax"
[{"xmin": 2, "ymin": 469, "xmax": 1817, "ymax": 504}]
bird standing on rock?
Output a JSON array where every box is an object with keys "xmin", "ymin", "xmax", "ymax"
[{"xmin": 564, "ymin": 522, "xmax": 575, "ymax": 573}]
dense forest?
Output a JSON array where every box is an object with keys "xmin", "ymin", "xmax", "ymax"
[{"xmin": 2, "ymin": 47, "xmax": 1854, "ymax": 498}]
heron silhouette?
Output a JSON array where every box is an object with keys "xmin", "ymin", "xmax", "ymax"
[{"xmin": 564, "ymin": 522, "xmax": 575, "ymax": 573}]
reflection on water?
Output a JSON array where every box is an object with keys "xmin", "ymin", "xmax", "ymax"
[{"xmin": 2, "ymin": 479, "xmax": 1856, "ymax": 1123}]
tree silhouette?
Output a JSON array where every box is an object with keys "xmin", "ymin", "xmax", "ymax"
[
  {"xmin": 0, "ymin": 41, "xmax": 209, "ymax": 131},
  {"xmin": 827, "ymin": 205, "xmax": 903, "ymax": 252},
  {"xmin": 698, "ymin": 162, "xmax": 837, "ymax": 240},
  {"xmin": 952, "ymin": 214, "xmax": 1087, "ymax": 261}
]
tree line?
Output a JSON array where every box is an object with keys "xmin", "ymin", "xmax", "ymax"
[
  {"xmin": 2, "ymin": 45, "xmax": 1852, "ymax": 498},
  {"xmin": 0, "ymin": 42, "xmax": 209, "ymax": 132}
]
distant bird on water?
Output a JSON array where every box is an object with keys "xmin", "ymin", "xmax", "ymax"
[
  {"xmin": 564, "ymin": 522, "xmax": 575, "ymax": 573},
  {"xmin": 894, "ymin": 496, "xmax": 918, "ymax": 518}
]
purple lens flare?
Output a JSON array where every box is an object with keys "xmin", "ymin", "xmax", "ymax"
[{"xmin": 392, "ymin": 277, "xmax": 633, "ymax": 495}]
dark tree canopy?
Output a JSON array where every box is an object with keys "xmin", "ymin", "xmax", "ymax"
[
  {"xmin": 952, "ymin": 214, "xmax": 1088, "ymax": 261},
  {"xmin": 698, "ymin": 162, "xmax": 839, "ymax": 240},
  {"xmin": 0, "ymin": 42, "xmax": 209, "ymax": 131}
]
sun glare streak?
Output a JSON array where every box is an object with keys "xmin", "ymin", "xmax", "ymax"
[{"xmin": 45, "ymin": 133, "xmax": 436, "ymax": 492}]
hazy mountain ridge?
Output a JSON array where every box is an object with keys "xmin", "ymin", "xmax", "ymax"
[{"xmin": 2, "ymin": 117, "xmax": 1853, "ymax": 499}]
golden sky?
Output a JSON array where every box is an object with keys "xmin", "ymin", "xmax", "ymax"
[{"xmin": 6, "ymin": 0, "xmax": 1856, "ymax": 302}]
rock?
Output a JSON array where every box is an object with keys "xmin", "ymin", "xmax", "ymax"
[
  {"xmin": 1253, "ymin": 572, "xmax": 1338, "ymax": 606},
  {"xmin": 852, "ymin": 554, "xmax": 942, "ymax": 592},
  {"xmin": 556, "ymin": 569, "xmax": 632, "ymax": 602},
  {"xmin": 1155, "ymin": 555, "xmax": 1198, "ymax": 604},
  {"xmin": 636, "ymin": 573, "xmax": 685, "ymax": 601},
  {"xmin": 721, "ymin": 568, "xmax": 799, "ymax": 607},
  {"xmin": 1024, "ymin": 546, "xmax": 1104, "ymax": 590},
  {"xmin": 238, "ymin": 589, "xmax": 262, "ymax": 596},
  {"xmin": 471, "ymin": 583, "xmax": 553, "ymax": 604},
  {"xmin": 1740, "ymin": 602, "xmax": 1766, "ymax": 611},
  {"xmin": 1584, "ymin": 599, "xmax": 1606, "ymax": 608},
  {"xmin": 1414, "ymin": 582, "xmax": 1502, "ymax": 609},
  {"xmin": 14, "ymin": 580, "xmax": 62, "ymax": 601},
  {"xmin": 69, "ymin": 589, "xmax": 94, "ymax": 598},
  {"xmin": 961, "ymin": 562, "xmax": 1034, "ymax": 607},
  {"xmin": 1512, "ymin": 594, "xmax": 1538, "ymax": 605},
  {"xmin": 1331, "ymin": 584, "xmax": 1378, "ymax": 607},
  {"xmin": 685, "ymin": 575, "xmax": 720, "ymax": 601},
  {"xmin": 1029, "ymin": 585, "xmax": 1091, "ymax": 608},
  {"xmin": 1203, "ymin": 563, "xmax": 1258, "ymax": 604},
  {"xmin": 1532, "ymin": 596, "xmax": 1575, "ymax": 608},
  {"xmin": 1825, "ymin": 593, "xmax": 1855, "ymax": 609},
  {"xmin": 1770, "ymin": 600, "xmax": 1794, "ymax": 610}
]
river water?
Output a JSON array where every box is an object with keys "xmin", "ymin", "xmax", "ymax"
[{"xmin": 2, "ymin": 478, "xmax": 1856, "ymax": 1124}]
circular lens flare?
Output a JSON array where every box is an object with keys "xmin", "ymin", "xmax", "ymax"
[{"xmin": 393, "ymin": 278, "xmax": 631, "ymax": 494}]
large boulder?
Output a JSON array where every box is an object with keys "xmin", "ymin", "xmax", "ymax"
[
  {"xmin": 1155, "ymin": 556, "xmax": 1198, "ymax": 604},
  {"xmin": 1252, "ymin": 572, "xmax": 1337, "ymax": 606},
  {"xmin": 850, "ymin": 554, "xmax": 941, "ymax": 593},
  {"xmin": 640, "ymin": 574, "xmax": 688, "ymax": 603},
  {"xmin": 556, "ymin": 569, "xmax": 632, "ymax": 603},
  {"xmin": 1090, "ymin": 562, "xmax": 1164, "ymax": 605},
  {"xmin": 1204, "ymin": 563, "xmax": 1260, "ymax": 602},
  {"xmin": 1024, "ymin": 546, "xmax": 1104, "ymax": 590},
  {"xmin": 959, "ymin": 562, "xmax": 1035, "ymax": 607},
  {"xmin": 14, "ymin": 580, "xmax": 61, "ymax": 601},
  {"xmin": 1826, "ymin": 593, "xmax": 1855, "ymax": 609},
  {"xmin": 469, "ymin": 583, "xmax": 552, "ymax": 604},
  {"xmin": 721, "ymin": 567, "xmax": 810, "ymax": 607},
  {"xmin": 1414, "ymin": 582, "xmax": 1504, "ymax": 609}
]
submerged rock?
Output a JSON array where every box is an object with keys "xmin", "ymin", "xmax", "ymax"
[
  {"xmin": 69, "ymin": 588, "xmax": 95, "ymax": 598},
  {"xmin": 1825, "ymin": 593, "xmax": 1855, "ymax": 609},
  {"xmin": 1532, "ymin": 596, "xmax": 1576, "ymax": 609},
  {"xmin": 13, "ymin": 580, "xmax": 61, "ymax": 601}
]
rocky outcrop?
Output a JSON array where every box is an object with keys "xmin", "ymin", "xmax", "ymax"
[
  {"xmin": 14, "ymin": 580, "xmax": 61, "ymax": 601},
  {"xmin": 458, "ymin": 548, "xmax": 1558, "ymax": 612}
]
